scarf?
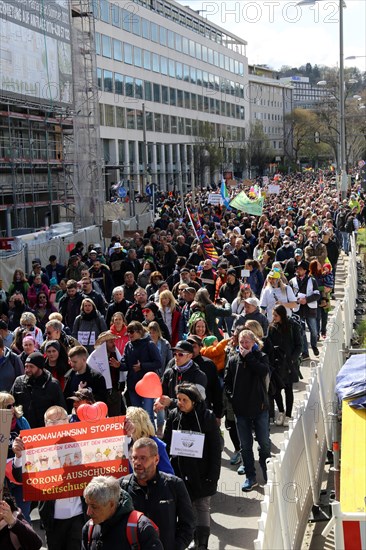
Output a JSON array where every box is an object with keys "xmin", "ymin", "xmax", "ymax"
[{"xmin": 175, "ymin": 359, "xmax": 194, "ymax": 374}]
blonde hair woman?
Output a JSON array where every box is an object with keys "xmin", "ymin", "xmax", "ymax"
[
  {"xmin": 124, "ymin": 406, "xmax": 174, "ymax": 474},
  {"xmin": 259, "ymin": 269, "xmax": 297, "ymax": 323},
  {"xmin": 158, "ymin": 289, "xmax": 181, "ymax": 346},
  {"xmin": 0, "ymin": 391, "xmax": 31, "ymax": 522}
]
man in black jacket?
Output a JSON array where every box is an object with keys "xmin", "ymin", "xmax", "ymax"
[
  {"xmin": 63, "ymin": 346, "xmax": 108, "ymax": 413},
  {"xmin": 10, "ymin": 352, "xmax": 66, "ymax": 428},
  {"xmin": 120, "ymin": 438, "xmax": 194, "ymax": 550},
  {"xmin": 155, "ymin": 340, "xmax": 207, "ymax": 411}
]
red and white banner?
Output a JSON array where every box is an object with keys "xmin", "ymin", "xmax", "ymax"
[{"xmin": 21, "ymin": 417, "xmax": 128, "ymax": 501}]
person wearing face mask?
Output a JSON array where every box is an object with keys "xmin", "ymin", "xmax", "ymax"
[
  {"xmin": 224, "ymin": 329, "xmax": 270, "ymax": 492},
  {"xmin": 275, "ymin": 236, "xmax": 295, "ymax": 264}
]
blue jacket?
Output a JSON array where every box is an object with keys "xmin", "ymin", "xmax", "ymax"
[{"xmin": 121, "ymin": 335, "xmax": 162, "ymax": 391}]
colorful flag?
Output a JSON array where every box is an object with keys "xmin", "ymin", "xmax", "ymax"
[
  {"xmin": 186, "ymin": 207, "xmax": 219, "ymax": 265},
  {"xmin": 229, "ymin": 191, "xmax": 264, "ymax": 217},
  {"xmin": 220, "ymin": 179, "xmax": 231, "ymax": 209}
]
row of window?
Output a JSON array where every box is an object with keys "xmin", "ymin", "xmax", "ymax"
[
  {"xmin": 99, "ymin": 104, "xmax": 245, "ymax": 141},
  {"xmin": 95, "ymin": 0, "xmax": 245, "ymax": 55},
  {"xmin": 253, "ymin": 112, "xmax": 283, "ymax": 122},
  {"xmin": 253, "ymin": 98, "xmax": 283, "ymax": 108},
  {"xmin": 97, "ymin": 70, "xmax": 246, "ymax": 120},
  {"xmin": 95, "ymin": 3, "xmax": 244, "ymax": 76},
  {"xmin": 96, "ymin": 34, "xmax": 245, "ymax": 94}
]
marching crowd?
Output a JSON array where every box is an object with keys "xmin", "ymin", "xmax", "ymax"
[{"xmin": 0, "ymin": 171, "xmax": 365, "ymax": 550}]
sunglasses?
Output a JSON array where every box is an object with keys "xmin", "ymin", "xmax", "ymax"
[
  {"xmin": 6, "ymin": 403, "xmax": 15, "ymax": 409},
  {"xmin": 173, "ymin": 351, "xmax": 189, "ymax": 357},
  {"xmin": 127, "ymin": 329, "xmax": 137, "ymax": 334}
]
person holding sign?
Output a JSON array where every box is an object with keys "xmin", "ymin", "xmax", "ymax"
[{"xmin": 163, "ymin": 383, "xmax": 221, "ymax": 550}]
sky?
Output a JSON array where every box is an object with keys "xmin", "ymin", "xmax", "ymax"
[{"xmin": 178, "ymin": 0, "xmax": 366, "ymax": 73}]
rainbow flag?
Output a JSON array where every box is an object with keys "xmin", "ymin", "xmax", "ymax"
[{"xmin": 186, "ymin": 207, "xmax": 219, "ymax": 265}]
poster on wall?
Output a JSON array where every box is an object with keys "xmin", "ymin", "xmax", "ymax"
[{"xmin": 21, "ymin": 417, "xmax": 128, "ymax": 500}]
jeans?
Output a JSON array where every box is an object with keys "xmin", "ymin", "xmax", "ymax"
[
  {"xmin": 301, "ymin": 316, "xmax": 318, "ymax": 353},
  {"xmin": 235, "ymin": 409, "xmax": 271, "ymax": 481},
  {"xmin": 192, "ymin": 495, "xmax": 211, "ymax": 528},
  {"xmin": 340, "ymin": 231, "xmax": 349, "ymax": 254},
  {"xmin": 129, "ymin": 390, "xmax": 155, "ymax": 426},
  {"xmin": 274, "ymin": 383, "xmax": 294, "ymax": 418},
  {"xmin": 317, "ymin": 307, "xmax": 329, "ymax": 336}
]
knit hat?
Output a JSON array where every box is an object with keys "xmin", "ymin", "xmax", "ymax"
[
  {"xmin": 44, "ymin": 340, "xmax": 61, "ymax": 352},
  {"xmin": 175, "ymin": 383, "xmax": 203, "ymax": 404},
  {"xmin": 68, "ymin": 388, "xmax": 95, "ymax": 403},
  {"xmin": 202, "ymin": 335, "xmax": 218, "ymax": 347},
  {"xmin": 323, "ymin": 263, "xmax": 332, "ymax": 272},
  {"xmin": 25, "ymin": 352, "xmax": 45, "ymax": 370},
  {"xmin": 227, "ymin": 268, "xmax": 237, "ymax": 276}
]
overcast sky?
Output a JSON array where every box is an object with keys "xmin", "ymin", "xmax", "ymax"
[{"xmin": 178, "ymin": 0, "xmax": 366, "ymax": 73}]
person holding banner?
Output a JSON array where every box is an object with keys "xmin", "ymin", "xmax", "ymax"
[{"xmin": 163, "ymin": 383, "xmax": 221, "ymax": 550}]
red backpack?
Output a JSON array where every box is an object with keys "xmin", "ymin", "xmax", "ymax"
[{"xmin": 87, "ymin": 510, "xmax": 160, "ymax": 550}]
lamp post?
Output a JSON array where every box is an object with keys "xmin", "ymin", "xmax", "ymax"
[{"xmin": 298, "ymin": 0, "xmax": 347, "ymax": 197}]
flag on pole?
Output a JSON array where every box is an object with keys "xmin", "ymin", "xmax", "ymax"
[
  {"xmin": 186, "ymin": 207, "xmax": 219, "ymax": 265},
  {"xmin": 220, "ymin": 179, "xmax": 231, "ymax": 209},
  {"xmin": 229, "ymin": 191, "xmax": 264, "ymax": 217}
]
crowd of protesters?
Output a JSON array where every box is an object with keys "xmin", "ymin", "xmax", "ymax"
[{"xmin": 0, "ymin": 170, "xmax": 364, "ymax": 549}]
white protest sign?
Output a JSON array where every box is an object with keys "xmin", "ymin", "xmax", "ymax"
[
  {"xmin": 267, "ymin": 184, "xmax": 280, "ymax": 195},
  {"xmin": 87, "ymin": 342, "xmax": 112, "ymax": 389},
  {"xmin": 0, "ymin": 410, "xmax": 13, "ymax": 499},
  {"xmin": 171, "ymin": 430, "xmax": 205, "ymax": 458},
  {"xmin": 207, "ymin": 193, "xmax": 223, "ymax": 205}
]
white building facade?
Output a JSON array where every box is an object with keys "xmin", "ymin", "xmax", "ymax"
[{"xmin": 93, "ymin": 0, "xmax": 249, "ymax": 194}]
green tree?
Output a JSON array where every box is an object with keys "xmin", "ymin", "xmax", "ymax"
[
  {"xmin": 245, "ymin": 121, "xmax": 274, "ymax": 175},
  {"xmin": 193, "ymin": 121, "xmax": 224, "ymax": 187}
]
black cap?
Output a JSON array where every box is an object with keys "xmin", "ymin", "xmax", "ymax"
[
  {"xmin": 296, "ymin": 260, "xmax": 309, "ymax": 271},
  {"xmin": 227, "ymin": 268, "xmax": 237, "ymax": 276},
  {"xmin": 0, "ymin": 320, "xmax": 8, "ymax": 330},
  {"xmin": 172, "ymin": 340, "xmax": 194, "ymax": 354}
]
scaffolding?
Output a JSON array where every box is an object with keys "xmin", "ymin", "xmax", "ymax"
[
  {"xmin": 71, "ymin": 0, "xmax": 104, "ymax": 229},
  {"xmin": 0, "ymin": 95, "xmax": 75, "ymax": 232}
]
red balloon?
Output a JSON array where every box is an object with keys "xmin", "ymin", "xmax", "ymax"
[
  {"xmin": 135, "ymin": 372, "xmax": 162, "ymax": 399},
  {"xmin": 77, "ymin": 402, "xmax": 108, "ymax": 422}
]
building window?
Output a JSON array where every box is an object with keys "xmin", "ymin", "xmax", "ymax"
[
  {"xmin": 141, "ymin": 18, "xmax": 149, "ymax": 39},
  {"xmin": 113, "ymin": 39, "xmax": 122, "ymax": 61},
  {"xmin": 96, "ymin": 33, "xmax": 101, "ymax": 55},
  {"xmin": 105, "ymin": 104, "xmax": 114, "ymax": 126},
  {"xmin": 146, "ymin": 112, "xmax": 153, "ymax": 131},
  {"xmin": 114, "ymin": 73, "xmax": 123, "ymax": 95},
  {"xmin": 135, "ymin": 79, "xmax": 143, "ymax": 99},
  {"xmin": 97, "ymin": 68, "xmax": 102, "ymax": 90},
  {"xmin": 153, "ymin": 83, "xmax": 161, "ymax": 102},
  {"xmin": 175, "ymin": 34, "xmax": 182, "ymax": 52},
  {"xmin": 182, "ymin": 37, "xmax": 189, "ymax": 54},
  {"xmin": 132, "ymin": 14, "xmax": 140, "ymax": 35},
  {"xmin": 163, "ymin": 114, "xmax": 170, "ymax": 133},
  {"xmin": 103, "ymin": 70, "xmax": 113, "ymax": 92},
  {"xmin": 111, "ymin": 3, "xmax": 120, "ymax": 26},
  {"xmin": 144, "ymin": 81, "xmax": 152, "ymax": 101},
  {"xmin": 178, "ymin": 117, "xmax": 184, "ymax": 134},
  {"xmin": 136, "ymin": 110, "xmax": 143, "ymax": 130},
  {"xmin": 143, "ymin": 50, "xmax": 151, "ymax": 70},
  {"xmin": 167, "ymin": 30, "xmax": 174, "ymax": 48},
  {"xmin": 152, "ymin": 53, "xmax": 159, "ymax": 72},
  {"xmin": 168, "ymin": 59, "xmax": 175, "ymax": 77},
  {"xmin": 190, "ymin": 67, "xmax": 196, "ymax": 84},
  {"xmin": 124, "ymin": 43, "xmax": 133, "ymax": 64},
  {"xmin": 125, "ymin": 76, "xmax": 134, "ymax": 97},
  {"xmin": 116, "ymin": 107, "xmax": 125, "ymax": 128},
  {"xmin": 191, "ymin": 93, "xmax": 197, "ymax": 110},
  {"xmin": 177, "ymin": 89, "xmax": 183, "ymax": 108},
  {"xmin": 160, "ymin": 26, "xmax": 167, "ymax": 46},
  {"xmin": 169, "ymin": 87, "xmax": 176, "ymax": 106},
  {"xmin": 171, "ymin": 116, "xmax": 177, "ymax": 134},
  {"xmin": 134, "ymin": 46, "xmax": 142, "ymax": 67},
  {"xmin": 162, "ymin": 86, "xmax": 169, "ymax": 104},
  {"xmin": 196, "ymin": 43, "xmax": 202, "ymax": 60},
  {"xmin": 151, "ymin": 23, "xmax": 159, "ymax": 42},
  {"xmin": 102, "ymin": 35, "xmax": 112, "ymax": 58},
  {"xmin": 122, "ymin": 9, "xmax": 131, "ymax": 32},
  {"xmin": 154, "ymin": 113, "xmax": 162, "ymax": 132},
  {"xmin": 161, "ymin": 57, "xmax": 168, "ymax": 75},
  {"xmin": 176, "ymin": 62, "xmax": 183, "ymax": 80},
  {"xmin": 184, "ymin": 91, "xmax": 190, "ymax": 109},
  {"xmin": 100, "ymin": 0, "xmax": 110, "ymax": 23},
  {"xmin": 99, "ymin": 104, "xmax": 105, "ymax": 125},
  {"xmin": 127, "ymin": 109, "xmax": 135, "ymax": 129}
]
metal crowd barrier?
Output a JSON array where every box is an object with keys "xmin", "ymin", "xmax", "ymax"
[{"xmin": 254, "ymin": 242, "xmax": 358, "ymax": 550}]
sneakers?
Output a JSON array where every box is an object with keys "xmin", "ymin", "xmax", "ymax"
[
  {"xmin": 283, "ymin": 416, "xmax": 291, "ymax": 427},
  {"xmin": 301, "ymin": 353, "xmax": 310, "ymax": 361},
  {"xmin": 237, "ymin": 464, "xmax": 245, "ymax": 475},
  {"xmin": 312, "ymin": 347, "xmax": 320, "ymax": 356},
  {"xmin": 230, "ymin": 451, "xmax": 241, "ymax": 465},
  {"xmin": 242, "ymin": 478, "xmax": 258, "ymax": 492},
  {"xmin": 275, "ymin": 412, "xmax": 285, "ymax": 426}
]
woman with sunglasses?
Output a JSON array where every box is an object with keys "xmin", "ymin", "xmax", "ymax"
[
  {"xmin": 12, "ymin": 312, "xmax": 43, "ymax": 349},
  {"xmin": 110, "ymin": 321, "xmax": 162, "ymax": 425},
  {"xmin": 33, "ymin": 292, "xmax": 57, "ymax": 333},
  {"xmin": 0, "ymin": 392, "xmax": 31, "ymax": 523}
]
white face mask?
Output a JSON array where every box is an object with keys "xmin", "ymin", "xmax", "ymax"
[{"xmin": 284, "ymin": 243, "xmax": 290, "ymax": 248}]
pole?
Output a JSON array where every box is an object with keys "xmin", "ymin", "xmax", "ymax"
[
  {"xmin": 339, "ymin": 0, "xmax": 347, "ymax": 199},
  {"xmin": 142, "ymin": 103, "xmax": 148, "ymax": 194}
]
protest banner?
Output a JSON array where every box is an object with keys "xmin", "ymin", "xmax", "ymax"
[
  {"xmin": 0, "ymin": 410, "xmax": 13, "ymax": 499},
  {"xmin": 267, "ymin": 184, "xmax": 280, "ymax": 195},
  {"xmin": 87, "ymin": 342, "xmax": 112, "ymax": 389},
  {"xmin": 207, "ymin": 193, "xmax": 223, "ymax": 205},
  {"xmin": 21, "ymin": 416, "xmax": 128, "ymax": 501}
]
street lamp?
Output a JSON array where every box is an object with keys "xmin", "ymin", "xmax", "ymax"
[{"xmin": 298, "ymin": 0, "xmax": 347, "ymax": 197}]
